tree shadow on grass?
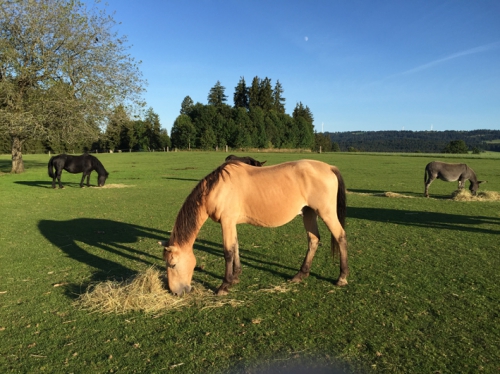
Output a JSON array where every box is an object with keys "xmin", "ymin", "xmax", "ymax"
[
  {"xmin": 38, "ymin": 218, "xmax": 169, "ymax": 299},
  {"xmin": 0, "ymin": 159, "xmax": 47, "ymax": 173},
  {"xmin": 349, "ymin": 207, "xmax": 500, "ymax": 235}
]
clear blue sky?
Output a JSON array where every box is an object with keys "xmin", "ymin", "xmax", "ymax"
[{"xmin": 91, "ymin": 0, "xmax": 500, "ymax": 134}]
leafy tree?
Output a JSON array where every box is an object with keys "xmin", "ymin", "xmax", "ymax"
[
  {"xmin": 0, "ymin": 0, "xmax": 145, "ymax": 172},
  {"xmin": 233, "ymin": 77, "xmax": 249, "ymax": 109},
  {"xmin": 105, "ymin": 105, "xmax": 130, "ymax": 151},
  {"xmin": 171, "ymin": 114, "xmax": 196, "ymax": 149},
  {"xmin": 233, "ymin": 107, "xmax": 252, "ymax": 148},
  {"xmin": 207, "ymin": 81, "xmax": 227, "ymax": 107},
  {"xmin": 272, "ymin": 80, "xmax": 286, "ymax": 113},
  {"xmin": 443, "ymin": 140, "xmax": 469, "ymax": 154},
  {"xmin": 180, "ymin": 96, "xmax": 194, "ymax": 115},
  {"xmin": 159, "ymin": 129, "xmax": 171, "ymax": 150},
  {"xmin": 199, "ymin": 127, "xmax": 217, "ymax": 150},
  {"xmin": 313, "ymin": 132, "xmax": 332, "ymax": 152},
  {"xmin": 143, "ymin": 107, "xmax": 162, "ymax": 150}
]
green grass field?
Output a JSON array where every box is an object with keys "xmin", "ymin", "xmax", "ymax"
[{"xmin": 1, "ymin": 151, "xmax": 499, "ymax": 373}]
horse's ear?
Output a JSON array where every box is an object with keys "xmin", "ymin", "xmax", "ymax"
[
  {"xmin": 158, "ymin": 241, "xmax": 168, "ymax": 247},
  {"xmin": 478, "ymin": 180, "xmax": 487, "ymax": 184},
  {"xmin": 261, "ymin": 161, "xmax": 267, "ymax": 165}
]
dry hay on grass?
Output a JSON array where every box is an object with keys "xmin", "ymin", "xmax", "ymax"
[
  {"xmin": 75, "ymin": 267, "xmax": 243, "ymax": 315},
  {"xmin": 451, "ymin": 189, "xmax": 500, "ymax": 202},
  {"xmin": 347, "ymin": 190, "xmax": 415, "ymax": 199},
  {"xmin": 94, "ymin": 183, "xmax": 133, "ymax": 189}
]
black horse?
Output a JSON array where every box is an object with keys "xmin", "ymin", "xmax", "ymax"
[
  {"xmin": 225, "ymin": 154, "xmax": 267, "ymax": 166},
  {"xmin": 48, "ymin": 153, "xmax": 109, "ymax": 188}
]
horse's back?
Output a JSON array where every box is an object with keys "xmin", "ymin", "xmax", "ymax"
[
  {"xmin": 209, "ymin": 160, "xmax": 341, "ymax": 227},
  {"xmin": 426, "ymin": 161, "xmax": 468, "ymax": 181}
]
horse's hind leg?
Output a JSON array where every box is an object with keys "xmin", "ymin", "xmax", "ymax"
[
  {"xmin": 291, "ymin": 207, "xmax": 320, "ymax": 283},
  {"xmin": 56, "ymin": 171, "xmax": 64, "ymax": 189},
  {"xmin": 424, "ymin": 172, "xmax": 435, "ymax": 197},
  {"xmin": 321, "ymin": 213, "xmax": 348, "ymax": 286}
]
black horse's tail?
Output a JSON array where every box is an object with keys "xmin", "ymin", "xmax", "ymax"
[{"xmin": 48, "ymin": 156, "xmax": 55, "ymax": 178}]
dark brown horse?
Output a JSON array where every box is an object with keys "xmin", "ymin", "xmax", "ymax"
[
  {"xmin": 159, "ymin": 159, "xmax": 348, "ymax": 296},
  {"xmin": 224, "ymin": 154, "xmax": 266, "ymax": 166},
  {"xmin": 48, "ymin": 153, "xmax": 109, "ymax": 188},
  {"xmin": 424, "ymin": 161, "xmax": 485, "ymax": 197}
]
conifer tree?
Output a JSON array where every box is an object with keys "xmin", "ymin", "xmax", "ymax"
[
  {"xmin": 233, "ymin": 77, "xmax": 249, "ymax": 109},
  {"xmin": 273, "ymin": 80, "xmax": 286, "ymax": 113},
  {"xmin": 207, "ymin": 81, "xmax": 227, "ymax": 107}
]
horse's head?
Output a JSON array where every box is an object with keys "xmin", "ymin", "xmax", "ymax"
[
  {"xmin": 158, "ymin": 241, "xmax": 196, "ymax": 296},
  {"xmin": 469, "ymin": 180, "xmax": 486, "ymax": 196},
  {"xmin": 98, "ymin": 172, "xmax": 109, "ymax": 187}
]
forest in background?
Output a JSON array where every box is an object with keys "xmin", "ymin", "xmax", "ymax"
[{"xmin": 326, "ymin": 129, "xmax": 500, "ymax": 153}]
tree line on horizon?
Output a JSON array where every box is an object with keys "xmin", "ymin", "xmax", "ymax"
[{"xmin": 327, "ymin": 129, "xmax": 500, "ymax": 153}]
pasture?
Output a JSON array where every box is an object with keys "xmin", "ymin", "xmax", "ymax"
[{"xmin": 0, "ymin": 151, "xmax": 499, "ymax": 373}]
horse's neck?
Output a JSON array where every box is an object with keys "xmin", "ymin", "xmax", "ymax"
[
  {"xmin": 171, "ymin": 208, "xmax": 209, "ymax": 248},
  {"xmin": 466, "ymin": 167, "xmax": 477, "ymax": 182}
]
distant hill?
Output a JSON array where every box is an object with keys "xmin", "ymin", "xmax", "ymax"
[{"xmin": 325, "ymin": 129, "xmax": 500, "ymax": 153}]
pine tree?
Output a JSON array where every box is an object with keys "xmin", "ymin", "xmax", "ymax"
[
  {"xmin": 233, "ymin": 77, "xmax": 249, "ymax": 109},
  {"xmin": 207, "ymin": 81, "xmax": 227, "ymax": 107},
  {"xmin": 273, "ymin": 80, "xmax": 286, "ymax": 113},
  {"xmin": 258, "ymin": 77, "xmax": 273, "ymax": 112},
  {"xmin": 248, "ymin": 76, "xmax": 261, "ymax": 109}
]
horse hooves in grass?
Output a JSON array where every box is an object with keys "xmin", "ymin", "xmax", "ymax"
[
  {"xmin": 289, "ymin": 272, "xmax": 308, "ymax": 283},
  {"xmin": 335, "ymin": 278, "xmax": 348, "ymax": 287}
]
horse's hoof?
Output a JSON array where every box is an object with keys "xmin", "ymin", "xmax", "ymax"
[
  {"xmin": 216, "ymin": 288, "xmax": 229, "ymax": 296},
  {"xmin": 335, "ymin": 278, "xmax": 348, "ymax": 287},
  {"xmin": 289, "ymin": 272, "xmax": 308, "ymax": 283}
]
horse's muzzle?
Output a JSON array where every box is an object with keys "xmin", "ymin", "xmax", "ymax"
[{"xmin": 171, "ymin": 284, "xmax": 192, "ymax": 296}]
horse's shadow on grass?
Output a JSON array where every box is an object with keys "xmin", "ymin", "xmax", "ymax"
[
  {"xmin": 14, "ymin": 180, "xmax": 80, "ymax": 189},
  {"xmin": 192, "ymin": 237, "xmax": 336, "ymax": 290},
  {"xmin": 38, "ymin": 218, "xmax": 171, "ymax": 299},
  {"xmin": 349, "ymin": 207, "xmax": 500, "ymax": 234}
]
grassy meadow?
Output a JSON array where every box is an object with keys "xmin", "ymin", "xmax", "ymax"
[{"xmin": 0, "ymin": 151, "xmax": 499, "ymax": 373}]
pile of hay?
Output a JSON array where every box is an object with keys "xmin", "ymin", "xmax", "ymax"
[
  {"xmin": 94, "ymin": 184, "xmax": 133, "ymax": 189},
  {"xmin": 75, "ymin": 267, "xmax": 242, "ymax": 314},
  {"xmin": 451, "ymin": 189, "xmax": 500, "ymax": 202},
  {"xmin": 347, "ymin": 190, "xmax": 415, "ymax": 198}
]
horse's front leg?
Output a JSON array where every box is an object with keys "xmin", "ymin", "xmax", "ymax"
[
  {"xmin": 80, "ymin": 173, "xmax": 86, "ymax": 188},
  {"xmin": 291, "ymin": 207, "xmax": 320, "ymax": 282},
  {"xmin": 217, "ymin": 222, "xmax": 240, "ymax": 296}
]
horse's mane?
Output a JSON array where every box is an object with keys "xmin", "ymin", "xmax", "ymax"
[
  {"xmin": 170, "ymin": 162, "xmax": 236, "ymax": 246},
  {"xmin": 89, "ymin": 154, "xmax": 108, "ymax": 175}
]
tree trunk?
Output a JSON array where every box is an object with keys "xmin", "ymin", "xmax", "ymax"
[{"xmin": 11, "ymin": 136, "xmax": 25, "ymax": 174}]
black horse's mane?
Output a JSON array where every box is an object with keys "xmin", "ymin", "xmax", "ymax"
[
  {"xmin": 170, "ymin": 162, "xmax": 238, "ymax": 246},
  {"xmin": 89, "ymin": 154, "xmax": 108, "ymax": 176}
]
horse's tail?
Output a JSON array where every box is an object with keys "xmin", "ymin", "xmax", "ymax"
[
  {"xmin": 48, "ymin": 156, "xmax": 55, "ymax": 178},
  {"xmin": 331, "ymin": 167, "xmax": 346, "ymax": 258}
]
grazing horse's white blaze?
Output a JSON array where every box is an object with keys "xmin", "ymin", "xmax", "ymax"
[{"xmin": 161, "ymin": 160, "xmax": 348, "ymax": 296}]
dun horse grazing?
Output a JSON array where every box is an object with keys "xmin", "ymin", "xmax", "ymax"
[
  {"xmin": 48, "ymin": 153, "xmax": 109, "ymax": 189},
  {"xmin": 224, "ymin": 154, "xmax": 266, "ymax": 166},
  {"xmin": 424, "ymin": 161, "xmax": 485, "ymax": 197},
  {"xmin": 159, "ymin": 159, "xmax": 348, "ymax": 296}
]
